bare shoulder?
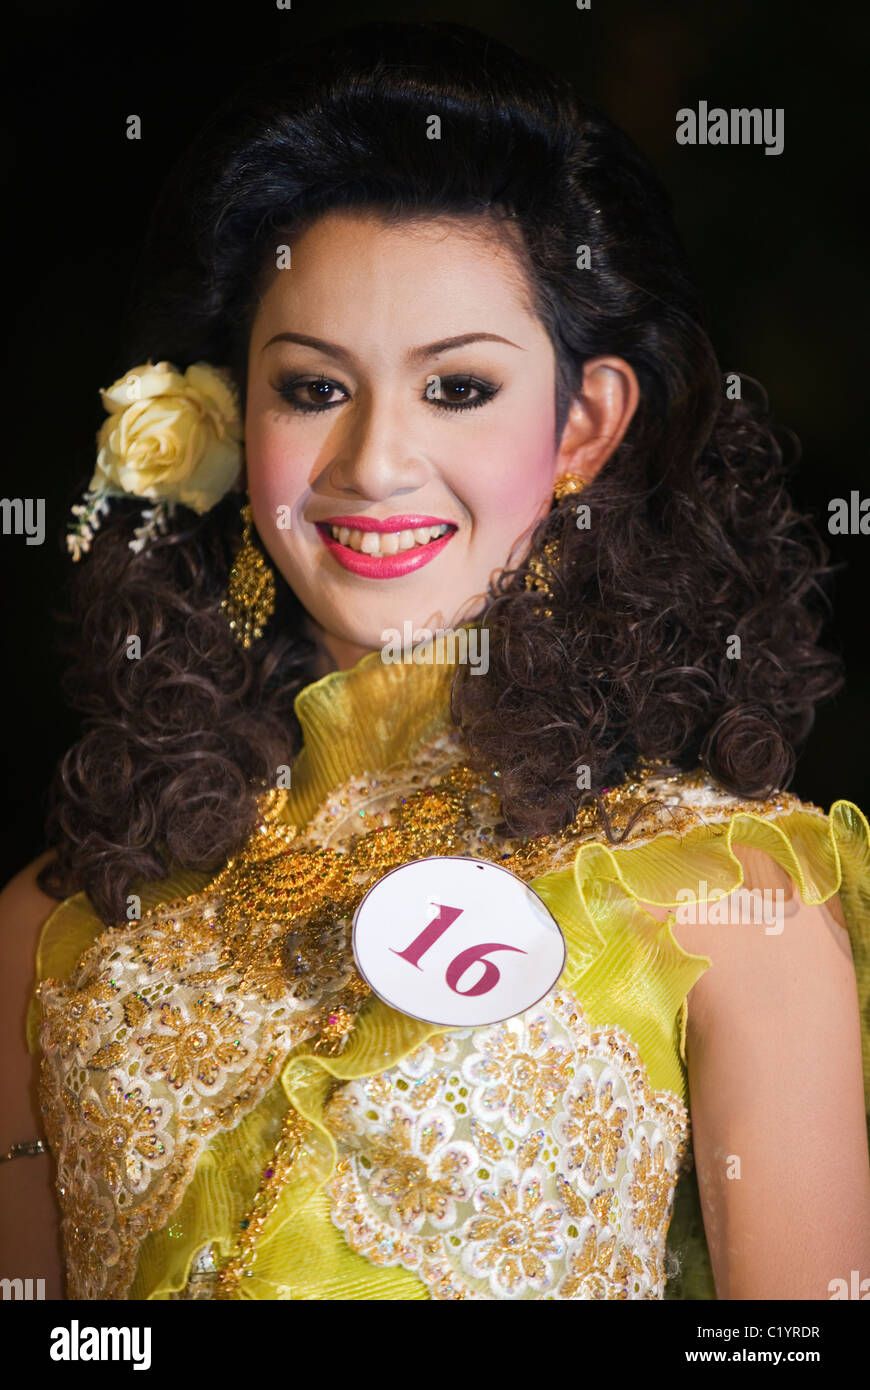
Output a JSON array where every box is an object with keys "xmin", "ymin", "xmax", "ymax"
[
  {"xmin": 0, "ymin": 851, "xmax": 64, "ymax": 939},
  {"xmin": 0, "ymin": 853, "xmax": 68, "ymax": 1298},
  {"xmin": 0, "ymin": 850, "xmax": 65, "ymax": 1031},
  {"xmin": 646, "ymin": 842, "xmax": 870, "ymax": 1298},
  {"xmin": 0, "ymin": 852, "xmax": 65, "ymax": 1041},
  {"xmin": 667, "ymin": 841, "xmax": 855, "ymax": 1030}
]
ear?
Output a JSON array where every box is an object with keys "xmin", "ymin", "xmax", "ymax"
[{"xmin": 554, "ymin": 357, "xmax": 640, "ymax": 486}]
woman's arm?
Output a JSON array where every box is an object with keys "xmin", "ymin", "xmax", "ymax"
[
  {"xmin": 668, "ymin": 843, "xmax": 870, "ymax": 1299},
  {"xmin": 0, "ymin": 854, "xmax": 66, "ymax": 1299}
]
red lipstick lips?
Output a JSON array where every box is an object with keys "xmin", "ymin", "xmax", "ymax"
[{"xmin": 315, "ymin": 515, "xmax": 457, "ymax": 579}]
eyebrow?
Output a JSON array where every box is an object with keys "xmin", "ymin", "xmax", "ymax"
[{"xmin": 261, "ymin": 331, "xmax": 524, "ymax": 362}]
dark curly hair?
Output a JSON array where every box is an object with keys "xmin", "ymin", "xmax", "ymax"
[{"xmin": 40, "ymin": 20, "xmax": 842, "ymax": 922}]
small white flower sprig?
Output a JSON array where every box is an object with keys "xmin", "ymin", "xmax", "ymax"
[{"xmin": 67, "ymin": 360, "xmax": 244, "ymax": 561}]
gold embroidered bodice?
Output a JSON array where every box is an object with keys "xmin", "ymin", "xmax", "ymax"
[
  {"xmin": 322, "ymin": 990, "xmax": 689, "ymax": 1299},
  {"xmin": 28, "ymin": 648, "xmax": 870, "ymax": 1300}
]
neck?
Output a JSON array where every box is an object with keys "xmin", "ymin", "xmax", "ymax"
[{"xmin": 304, "ymin": 617, "xmax": 378, "ymax": 677}]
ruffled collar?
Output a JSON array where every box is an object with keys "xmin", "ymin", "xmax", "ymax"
[{"xmin": 281, "ymin": 637, "xmax": 467, "ymax": 825}]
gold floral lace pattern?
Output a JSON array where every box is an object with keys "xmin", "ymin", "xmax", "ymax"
[
  {"xmin": 505, "ymin": 765, "xmax": 811, "ymax": 877},
  {"xmin": 35, "ymin": 743, "xmax": 512, "ymax": 1300},
  {"xmin": 295, "ymin": 730, "xmax": 474, "ymax": 849},
  {"xmin": 36, "ymin": 890, "xmax": 335, "ymax": 1300},
  {"xmin": 286, "ymin": 731, "xmax": 812, "ymax": 880},
  {"xmin": 324, "ymin": 988, "xmax": 689, "ymax": 1300},
  {"xmin": 38, "ymin": 738, "xmax": 796, "ymax": 1301}
]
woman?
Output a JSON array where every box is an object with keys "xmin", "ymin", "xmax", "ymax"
[{"xmin": 1, "ymin": 20, "xmax": 868, "ymax": 1301}]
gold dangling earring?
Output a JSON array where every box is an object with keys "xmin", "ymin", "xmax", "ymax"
[
  {"xmin": 524, "ymin": 473, "xmax": 587, "ymax": 614},
  {"xmin": 552, "ymin": 471, "xmax": 587, "ymax": 502},
  {"xmin": 222, "ymin": 501, "xmax": 276, "ymax": 648}
]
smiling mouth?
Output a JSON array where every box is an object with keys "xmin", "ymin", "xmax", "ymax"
[
  {"xmin": 313, "ymin": 515, "xmax": 458, "ymax": 578},
  {"xmin": 324, "ymin": 521, "xmax": 452, "ymax": 556}
]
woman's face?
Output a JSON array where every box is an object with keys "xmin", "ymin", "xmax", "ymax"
[{"xmin": 244, "ymin": 209, "xmax": 621, "ymax": 671}]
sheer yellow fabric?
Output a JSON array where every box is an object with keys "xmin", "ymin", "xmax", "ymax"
[
  {"xmin": 29, "ymin": 798, "xmax": 870, "ymax": 1300},
  {"xmin": 27, "ymin": 646, "xmax": 870, "ymax": 1301}
]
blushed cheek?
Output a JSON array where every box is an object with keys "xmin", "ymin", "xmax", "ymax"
[
  {"xmin": 245, "ymin": 418, "xmax": 307, "ymax": 522},
  {"xmin": 466, "ymin": 418, "xmax": 556, "ymax": 531},
  {"xmin": 511, "ymin": 408, "xmax": 559, "ymax": 478}
]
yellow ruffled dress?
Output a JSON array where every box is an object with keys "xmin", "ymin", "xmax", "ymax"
[{"xmin": 27, "ymin": 648, "xmax": 870, "ymax": 1300}]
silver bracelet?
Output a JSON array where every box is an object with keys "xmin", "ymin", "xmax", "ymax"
[{"xmin": 0, "ymin": 1139, "xmax": 47, "ymax": 1164}]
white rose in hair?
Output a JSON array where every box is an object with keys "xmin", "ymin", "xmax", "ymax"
[{"xmin": 91, "ymin": 360, "xmax": 243, "ymax": 514}]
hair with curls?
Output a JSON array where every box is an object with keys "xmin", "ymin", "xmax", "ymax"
[{"xmin": 40, "ymin": 19, "xmax": 842, "ymax": 922}]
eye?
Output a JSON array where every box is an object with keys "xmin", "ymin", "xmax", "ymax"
[
  {"xmin": 273, "ymin": 375, "xmax": 348, "ymax": 412},
  {"xmin": 272, "ymin": 371, "xmax": 501, "ymax": 414},
  {"xmin": 424, "ymin": 375, "xmax": 501, "ymax": 411}
]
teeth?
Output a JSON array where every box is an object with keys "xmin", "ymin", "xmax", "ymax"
[{"xmin": 328, "ymin": 522, "xmax": 450, "ymax": 555}]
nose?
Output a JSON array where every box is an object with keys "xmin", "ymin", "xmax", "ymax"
[{"xmin": 324, "ymin": 386, "xmax": 429, "ymax": 501}]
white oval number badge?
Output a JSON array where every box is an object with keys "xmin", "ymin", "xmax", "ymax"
[{"xmin": 352, "ymin": 855, "xmax": 566, "ymax": 1027}]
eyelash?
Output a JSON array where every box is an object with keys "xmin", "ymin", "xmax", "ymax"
[{"xmin": 273, "ymin": 373, "xmax": 501, "ymax": 414}]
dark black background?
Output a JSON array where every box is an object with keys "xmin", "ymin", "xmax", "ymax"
[{"xmin": 3, "ymin": 0, "xmax": 867, "ymax": 887}]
